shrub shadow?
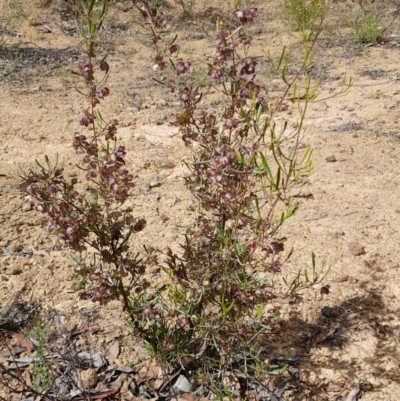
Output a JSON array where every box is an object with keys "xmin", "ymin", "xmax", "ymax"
[
  {"xmin": 0, "ymin": 44, "xmax": 80, "ymax": 83},
  {"xmin": 266, "ymin": 285, "xmax": 400, "ymax": 400}
]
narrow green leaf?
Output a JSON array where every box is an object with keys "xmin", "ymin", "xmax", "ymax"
[
  {"xmin": 269, "ymin": 364, "xmax": 288, "ymax": 376},
  {"xmin": 277, "ymin": 46, "xmax": 286, "ymax": 70}
]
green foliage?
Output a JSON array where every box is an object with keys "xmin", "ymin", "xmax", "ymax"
[
  {"xmin": 20, "ymin": 1, "xmax": 347, "ymax": 398},
  {"xmin": 177, "ymin": 0, "xmax": 195, "ymax": 21},
  {"xmin": 20, "ymin": 0, "xmax": 150, "ymax": 323},
  {"xmin": 283, "ymin": 0, "xmax": 326, "ymax": 31},
  {"xmin": 132, "ymin": 4, "xmax": 350, "ymax": 396},
  {"xmin": 192, "ymin": 68, "xmax": 208, "ymax": 87},
  {"xmin": 351, "ymin": 14, "xmax": 382, "ymax": 44},
  {"xmin": 31, "ymin": 316, "xmax": 54, "ymax": 390}
]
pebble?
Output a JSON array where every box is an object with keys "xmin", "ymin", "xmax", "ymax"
[
  {"xmin": 149, "ymin": 178, "xmax": 161, "ymax": 188},
  {"xmin": 348, "ymin": 242, "xmax": 366, "ymax": 256},
  {"xmin": 6, "ymin": 266, "xmax": 22, "ymax": 275},
  {"xmin": 358, "ymin": 377, "xmax": 373, "ymax": 391},
  {"xmin": 22, "ymin": 202, "xmax": 32, "ymax": 212},
  {"xmin": 160, "ymin": 214, "xmax": 169, "ymax": 223},
  {"xmin": 156, "ymin": 159, "xmax": 175, "ymax": 169},
  {"xmin": 78, "ymin": 368, "xmax": 98, "ymax": 390},
  {"xmin": 326, "ymin": 155, "xmax": 337, "ymax": 163}
]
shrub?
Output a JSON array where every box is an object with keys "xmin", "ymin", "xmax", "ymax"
[
  {"xmin": 133, "ymin": 1, "xmax": 342, "ymax": 395},
  {"xmin": 283, "ymin": 0, "xmax": 326, "ymax": 31},
  {"xmin": 20, "ymin": 0, "xmax": 150, "ymax": 326},
  {"xmin": 19, "ymin": 0, "xmax": 350, "ymax": 398},
  {"xmin": 351, "ymin": 14, "xmax": 382, "ymax": 44}
]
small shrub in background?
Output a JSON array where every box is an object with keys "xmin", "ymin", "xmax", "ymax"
[
  {"xmin": 283, "ymin": 0, "xmax": 326, "ymax": 31},
  {"xmin": 177, "ymin": 0, "xmax": 195, "ymax": 20},
  {"xmin": 31, "ymin": 316, "xmax": 54, "ymax": 391},
  {"xmin": 351, "ymin": 13, "xmax": 382, "ymax": 44}
]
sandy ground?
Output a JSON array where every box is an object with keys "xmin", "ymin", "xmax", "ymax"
[{"xmin": 1, "ymin": 0, "xmax": 400, "ymax": 400}]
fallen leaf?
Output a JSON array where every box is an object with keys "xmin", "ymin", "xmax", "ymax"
[
  {"xmin": 120, "ymin": 379, "xmax": 136, "ymax": 401},
  {"xmin": 137, "ymin": 364, "xmax": 162, "ymax": 385},
  {"xmin": 12, "ymin": 334, "xmax": 34, "ymax": 355},
  {"xmin": 333, "ymin": 276, "xmax": 349, "ymax": 283},
  {"xmin": 7, "ymin": 358, "xmax": 33, "ymax": 369},
  {"xmin": 314, "ymin": 328, "xmax": 336, "ymax": 344},
  {"xmin": 181, "ymin": 393, "xmax": 198, "ymax": 401},
  {"xmin": 74, "ymin": 389, "xmax": 118, "ymax": 400},
  {"xmin": 0, "ymin": 346, "xmax": 27, "ymax": 356},
  {"xmin": 106, "ymin": 341, "xmax": 119, "ymax": 365},
  {"xmin": 274, "ymin": 296, "xmax": 298, "ymax": 304},
  {"xmin": 10, "ymin": 394, "xmax": 22, "ymax": 401},
  {"xmin": 346, "ymin": 388, "xmax": 360, "ymax": 401},
  {"xmin": 81, "ymin": 316, "xmax": 90, "ymax": 331},
  {"xmin": 23, "ymin": 369, "xmax": 32, "ymax": 387},
  {"xmin": 326, "ymin": 383, "xmax": 343, "ymax": 392}
]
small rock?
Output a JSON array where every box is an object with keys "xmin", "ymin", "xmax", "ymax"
[
  {"xmin": 347, "ymin": 107, "xmax": 355, "ymax": 112},
  {"xmin": 149, "ymin": 178, "xmax": 161, "ymax": 188},
  {"xmin": 326, "ymin": 155, "xmax": 337, "ymax": 163},
  {"xmin": 358, "ymin": 377, "xmax": 373, "ymax": 391},
  {"xmin": 160, "ymin": 214, "xmax": 169, "ymax": 222},
  {"xmin": 348, "ymin": 242, "xmax": 366, "ymax": 256},
  {"xmin": 156, "ymin": 159, "xmax": 175, "ymax": 169},
  {"xmin": 78, "ymin": 368, "xmax": 98, "ymax": 390},
  {"xmin": 22, "ymin": 202, "xmax": 32, "ymax": 212},
  {"xmin": 348, "ymin": 276, "xmax": 358, "ymax": 284},
  {"xmin": 6, "ymin": 267, "xmax": 22, "ymax": 275}
]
